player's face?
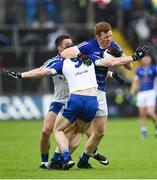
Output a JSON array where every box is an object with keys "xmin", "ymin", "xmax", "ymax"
[
  {"xmin": 96, "ymin": 30, "xmax": 112, "ymax": 49},
  {"xmin": 141, "ymin": 56, "xmax": 152, "ymax": 66},
  {"xmin": 59, "ymin": 39, "xmax": 73, "ymax": 53}
]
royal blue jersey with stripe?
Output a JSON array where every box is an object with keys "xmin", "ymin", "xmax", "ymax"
[
  {"xmin": 136, "ymin": 65, "xmax": 157, "ymax": 91},
  {"xmin": 78, "ymin": 38, "xmax": 122, "ymax": 91}
]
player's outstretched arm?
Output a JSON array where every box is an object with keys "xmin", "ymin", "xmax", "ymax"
[
  {"xmin": 104, "ymin": 46, "xmax": 133, "ymax": 70},
  {"xmin": 3, "ymin": 67, "xmax": 52, "ymax": 79},
  {"xmin": 97, "ymin": 45, "xmax": 150, "ymax": 67}
]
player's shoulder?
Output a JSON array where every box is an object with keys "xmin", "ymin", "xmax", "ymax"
[
  {"xmin": 78, "ymin": 38, "xmax": 95, "ymax": 48},
  {"xmin": 78, "ymin": 41, "xmax": 89, "ymax": 48},
  {"xmin": 42, "ymin": 55, "xmax": 63, "ymax": 68}
]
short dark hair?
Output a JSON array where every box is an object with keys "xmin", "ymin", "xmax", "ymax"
[
  {"xmin": 55, "ymin": 35, "xmax": 71, "ymax": 47},
  {"xmin": 95, "ymin": 22, "xmax": 111, "ymax": 35}
]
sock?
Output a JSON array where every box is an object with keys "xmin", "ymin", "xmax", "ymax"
[
  {"xmin": 41, "ymin": 154, "xmax": 49, "ymax": 163},
  {"xmin": 81, "ymin": 152, "xmax": 90, "ymax": 162},
  {"xmin": 51, "ymin": 152, "xmax": 61, "ymax": 161},
  {"xmin": 62, "ymin": 150, "xmax": 70, "ymax": 161},
  {"xmin": 141, "ymin": 127, "xmax": 147, "ymax": 133},
  {"xmin": 91, "ymin": 148, "xmax": 98, "ymax": 157},
  {"xmin": 141, "ymin": 127, "xmax": 147, "ymax": 137},
  {"xmin": 60, "ymin": 155, "xmax": 64, "ymax": 164}
]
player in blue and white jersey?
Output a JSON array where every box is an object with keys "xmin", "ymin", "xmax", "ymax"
[
  {"xmin": 30, "ymin": 35, "xmax": 73, "ymax": 169},
  {"xmin": 4, "ymin": 42, "xmax": 149, "ymax": 170},
  {"xmin": 129, "ymin": 55, "xmax": 157, "ymax": 138},
  {"xmin": 61, "ymin": 21, "xmax": 133, "ymax": 168}
]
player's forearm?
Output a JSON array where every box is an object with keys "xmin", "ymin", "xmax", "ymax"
[
  {"xmin": 122, "ymin": 54, "xmax": 133, "ymax": 70},
  {"xmin": 22, "ymin": 68, "xmax": 51, "ymax": 78},
  {"xmin": 98, "ymin": 56, "xmax": 134, "ymax": 67},
  {"xmin": 61, "ymin": 46, "xmax": 79, "ymax": 58}
]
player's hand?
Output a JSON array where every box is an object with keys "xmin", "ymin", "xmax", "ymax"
[
  {"xmin": 3, "ymin": 68, "xmax": 22, "ymax": 78},
  {"xmin": 77, "ymin": 53, "xmax": 92, "ymax": 66},
  {"xmin": 132, "ymin": 45, "xmax": 150, "ymax": 61},
  {"xmin": 107, "ymin": 46, "xmax": 123, "ymax": 57},
  {"xmin": 112, "ymin": 71, "xmax": 125, "ymax": 85}
]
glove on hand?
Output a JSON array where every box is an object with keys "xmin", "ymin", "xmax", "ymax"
[
  {"xmin": 77, "ymin": 53, "xmax": 92, "ymax": 66},
  {"xmin": 107, "ymin": 46, "xmax": 123, "ymax": 57},
  {"xmin": 112, "ymin": 71, "xmax": 125, "ymax": 85},
  {"xmin": 132, "ymin": 45, "xmax": 150, "ymax": 61},
  {"xmin": 3, "ymin": 68, "xmax": 22, "ymax": 78}
]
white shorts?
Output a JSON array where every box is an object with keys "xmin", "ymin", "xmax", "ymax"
[
  {"xmin": 136, "ymin": 89, "xmax": 156, "ymax": 107},
  {"xmin": 96, "ymin": 89, "xmax": 108, "ymax": 117}
]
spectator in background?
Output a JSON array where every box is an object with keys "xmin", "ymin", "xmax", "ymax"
[
  {"xmin": 18, "ymin": 0, "xmax": 39, "ymax": 26},
  {"xmin": 117, "ymin": 0, "xmax": 133, "ymax": 31},
  {"xmin": 5, "ymin": 0, "xmax": 18, "ymax": 24},
  {"xmin": 41, "ymin": 0, "xmax": 60, "ymax": 26},
  {"xmin": 129, "ymin": 55, "xmax": 157, "ymax": 138},
  {"xmin": 94, "ymin": 0, "xmax": 117, "ymax": 27}
]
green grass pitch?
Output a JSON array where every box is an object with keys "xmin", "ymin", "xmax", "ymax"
[{"xmin": 0, "ymin": 118, "xmax": 157, "ymax": 179}]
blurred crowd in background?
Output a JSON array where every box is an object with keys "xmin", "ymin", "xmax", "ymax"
[
  {"xmin": 0, "ymin": 0, "xmax": 156, "ymax": 99},
  {"xmin": 0, "ymin": 0, "xmax": 157, "ymax": 118},
  {"xmin": 0, "ymin": 0, "xmax": 156, "ymax": 48}
]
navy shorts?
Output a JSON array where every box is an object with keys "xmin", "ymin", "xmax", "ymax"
[
  {"xmin": 62, "ymin": 94, "xmax": 98, "ymax": 123},
  {"xmin": 49, "ymin": 102, "xmax": 65, "ymax": 114}
]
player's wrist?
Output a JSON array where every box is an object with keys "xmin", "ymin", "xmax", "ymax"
[
  {"xmin": 19, "ymin": 72, "xmax": 22, "ymax": 78},
  {"xmin": 132, "ymin": 54, "xmax": 140, "ymax": 61},
  {"xmin": 77, "ymin": 53, "xmax": 82, "ymax": 58}
]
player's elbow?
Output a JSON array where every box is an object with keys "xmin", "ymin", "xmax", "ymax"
[
  {"xmin": 124, "ymin": 62, "xmax": 133, "ymax": 70},
  {"xmin": 36, "ymin": 68, "xmax": 49, "ymax": 78}
]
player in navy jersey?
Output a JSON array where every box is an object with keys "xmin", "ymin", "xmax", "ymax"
[
  {"xmin": 61, "ymin": 21, "xmax": 133, "ymax": 168},
  {"xmin": 3, "ymin": 41, "xmax": 149, "ymax": 169},
  {"xmin": 129, "ymin": 55, "xmax": 157, "ymax": 138}
]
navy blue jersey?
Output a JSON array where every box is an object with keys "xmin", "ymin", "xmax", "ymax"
[
  {"xmin": 78, "ymin": 38, "xmax": 122, "ymax": 91},
  {"xmin": 136, "ymin": 65, "xmax": 157, "ymax": 91}
]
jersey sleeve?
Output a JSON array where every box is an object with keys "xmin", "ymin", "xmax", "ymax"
[
  {"xmin": 111, "ymin": 41, "xmax": 123, "ymax": 52},
  {"xmin": 77, "ymin": 41, "xmax": 93, "ymax": 55},
  {"xmin": 88, "ymin": 54, "xmax": 101, "ymax": 66},
  {"xmin": 46, "ymin": 60, "xmax": 63, "ymax": 75}
]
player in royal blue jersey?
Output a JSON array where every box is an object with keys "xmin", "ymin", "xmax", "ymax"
[
  {"xmin": 3, "ymin": 42, "xmax": 149, "ymax": 169},
  {"xmin": 61, "ymin": 21, "xmax": 133, "ymax": 168},
  {"xmin": 129, "ymin": 55, "xmax": 157, "ymax": 138}
]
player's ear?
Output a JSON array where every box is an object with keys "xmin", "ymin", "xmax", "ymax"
[{"xmin": 96, "ymin": 34, "xmax": 100, "ymax": 40}]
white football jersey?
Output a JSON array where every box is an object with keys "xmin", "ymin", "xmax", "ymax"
[
  {"xmin": 48, "ymin": 58, "xmax": 98, "ymax": 94},
  {"xmin": 42, "ymin": 55, "xmax": 69, "ymax": 103}
]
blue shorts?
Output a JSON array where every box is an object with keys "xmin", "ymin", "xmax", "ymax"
[
  {"xmin": 49, "ymin": 102, "xmax": 65, "ymax": 114},
  {"xmin": 62, "ymin": 94, "xmax": 98, "ymax": 123}
]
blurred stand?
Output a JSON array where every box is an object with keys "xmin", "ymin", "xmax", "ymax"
[{"xmin": 0, "ymin": 0, "xmax": 157, "ymax": 118}]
